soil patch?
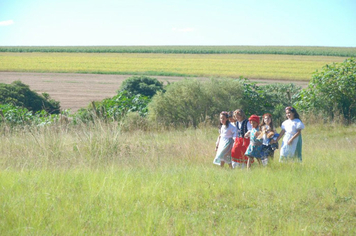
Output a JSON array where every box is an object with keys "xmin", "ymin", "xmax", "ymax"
[{"xmin": 0, "ymin": 72, "xmax": 308, "ymax": 112}]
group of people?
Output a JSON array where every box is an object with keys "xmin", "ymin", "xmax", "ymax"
[{"xmin": 213, "ymin": 107, "xmax": 305, "ymax": 169}]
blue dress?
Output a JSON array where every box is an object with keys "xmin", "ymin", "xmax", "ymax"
[{"xmin": 245, "ymin": 128, "xmax": 263, "ymax": 159}]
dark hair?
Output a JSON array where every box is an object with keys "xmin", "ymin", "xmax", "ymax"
[
  {"xmin": 285, "ymin": 106, "xmax": 301, "ymax": 120},
  {"xmin": 219, "ymin": 111, "xmax": 230, "ymax": 128},
  {"xmin": 260, "ymin": 113, "xmax": 274, "ymax": 130}
]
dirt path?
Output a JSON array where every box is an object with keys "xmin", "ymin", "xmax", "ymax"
[{"xmin": 0, "ymin": 72, "xmax": 308, "ymax": 112}]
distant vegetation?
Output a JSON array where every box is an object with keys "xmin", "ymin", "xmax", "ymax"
[
  {"xmin": 0, "ymin": 77, "xmax": 299, "ymax": 127},
  {"xmin": 1, "ymin": 45, "xmax": 355, "ymax": 57},
  {"xmin": 0, "ymin": 81, "xmax": 60, "ymax": 114},
  {"xmin": 148, "ymin": 78, "xmax": 300, "ymax": 127},
  {"xmin": 119, "ymin": 76, "xmax": 165, "ymax": 98},
  {"xmin": 74, "ymin": 91, "xmax": 151, "ymax": 124}
]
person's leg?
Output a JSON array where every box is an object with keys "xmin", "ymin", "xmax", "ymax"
[
  {"xmin": 269, "ymin": 150, "xmax": 275, "ymax": 160},
  {"xmin": 220, "ymin": 161, "xmax": 225, "ymax": 167},
  {"xmin": 231, "ymin": 161, "xmax": 238, "ymax": 169},
  {"xmin": 262, "ymin": 156, "xmax": 268, "ymax": 166},
  {"xmin": 247, "ymin": 157, "xmax": 253, "ymax": 170}
]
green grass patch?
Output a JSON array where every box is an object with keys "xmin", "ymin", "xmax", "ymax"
[
  {"xmin": 0, "ymin": 52, "xmax": 346, "ymax": 80},
  {"xmin": 0, "ymin": 123, "xmax": 355, "ymax": 235}
]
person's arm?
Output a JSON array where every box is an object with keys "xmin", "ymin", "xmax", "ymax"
[
  {"xmin": 287, "ymin": 129, "xmax": 301, "ymax": 145},
  {"xmin": 276, "ymin": 129, "xmax": 285, "ymax": 143},
  {"xmin": 215, "ymin": 136, "xmax": 221, "ymax": 151},
  {"xmin": 246, "ymin": 121, "xmax": 252, "ymax": 131},
  {"xmin": 244, "ymin": 130, "xmax": 251, "ymax": 138},
  {"xmin": 232, "ymin": 126, "xmax": 237, "ymax": 141}
]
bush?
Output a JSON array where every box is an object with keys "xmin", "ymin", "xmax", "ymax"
[
  {"xmin": 0, "ymin": 81, "xmax": 60, "ymax": 114},
  {"xmin": 119, "ymin": 76, "xmax": 164, "ymax": 98},
  {"xmin": 296, "ymin": 57, "xmax": 356, "ymax": 123},
  {"xmin": 148, "ymin": 78, "xmax": 302, "ymax": 128},
  {"xmin": 148, "ymin": 78, "xmax": 244, "ymax": 127},
  {"xmin": 0, "ymin": 103, "xmax": 61, "ymax": 126},
  {"xmin": 256, "ymin": 83, "xmax": 301, "ymax": 125},
  {"xmin": 72, "ymin": 91, "xmax": 151, "ymax": 123},
  {"xmin": 119, "ymin": 112, "xmax": 149, "ymax": 132}
]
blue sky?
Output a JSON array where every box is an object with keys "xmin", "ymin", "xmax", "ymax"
[{"xmin": 0, "ymin": 0, "xmax": 355, "ymax": 47}]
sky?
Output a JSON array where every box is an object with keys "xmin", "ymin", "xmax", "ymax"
[{"xmin": 0, "ymin": 0, "xmax": 355, "ymax": 47}]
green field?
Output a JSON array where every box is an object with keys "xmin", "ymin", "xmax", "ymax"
[
  {"xmin": 1, "ymin": 46, "xmax": 356, "ymax": 57},
  {"xmin": 0, "ymin": 123, "xmax": 355, "ymax": 235},
  {"xmin": 0, "ymin": 52, "xmax": 346, "ymax": 80}
]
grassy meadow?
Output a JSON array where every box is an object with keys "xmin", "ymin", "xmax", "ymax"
[
  {"xmin": 0, "ymin": 52, "xmax": 346, "ymax": 80},
  {"xmin": 0, "ymin": 122, "xmax": 355, "ymax": 235}
]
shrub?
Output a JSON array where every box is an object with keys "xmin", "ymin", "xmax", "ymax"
[
  {"xmin": 257, "ymin": 83, "xmax": 301, "ymax": 125},
  {"xmin": 0, "ymin": 81, "xmax": 60, "ymax": 114},
  {"xmin": 119, "ymin": 76, "xmax": 164, "ymax": 98},
  {"xmin": 101, "ymin": 91, "xmax": 150, "ymax": 120},
  {"xmin": 0, "ymin": 103, "xmax": 61, "ymax": 126},
  {"xmin": 296, "ymin": 57, "xmax": 356, "ymax": 123},
  {"xmin": 73, "ymin": 91, "xmax": 151, "ymax": 123},
  {"xmin": 148, "ymin": 78, "xmax": 244, "ymax": 127},
  {"xmin": 0, "ymin": 104, "xmax": 33, "ymax": 125},
  {"xmin": 119, "ymin": 112, "xmax": 149, "ymax": 132},
  {"xmin": 148, "ymin": 78, "xmax": 302, "ymax": 127}
]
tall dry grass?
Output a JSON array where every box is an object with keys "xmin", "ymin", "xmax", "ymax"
[
  {"xmin": 0, "ymin": 121, "xmax": 355, "ymax": 235},
  {"xmin": 0, "ymin": 121, "xmax": 214, "ymax": 170}
]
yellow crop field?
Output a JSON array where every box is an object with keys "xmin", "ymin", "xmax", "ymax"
[{"xmin": 0, "ymin": 52, "xmax": 346, "ymax": 80}]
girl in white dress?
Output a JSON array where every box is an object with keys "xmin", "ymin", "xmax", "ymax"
[
  {"xmin": 213, "ymin": 111, "xmax": 237, "ymax": 168},
  {"xmin": 277, "ymin": 107, "xmax": 305, "ymax": 162}
]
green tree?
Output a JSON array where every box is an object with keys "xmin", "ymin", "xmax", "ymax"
[
  {"xmin": 0, "ymin": 81, "xmax": 60, "ymax": 114},
  {"xmin": 119, "ymin": 76, "xmax": 164, "ymax": 98},
  {"xmin": 296, "ymin": 57, "xmax": 356, "ymax": 123}
]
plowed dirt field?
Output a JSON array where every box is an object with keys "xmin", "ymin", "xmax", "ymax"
[{"xmin": 0, "ymin": 72, "xmax": 308, "ymax": 112}]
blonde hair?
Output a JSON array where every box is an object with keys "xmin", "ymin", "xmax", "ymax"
[{"xmin": 233, "ymin": 109, "xmax": 246, "ymax": 120}]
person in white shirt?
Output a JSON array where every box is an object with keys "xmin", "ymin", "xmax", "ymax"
[
  {"xmin": 213, "ymin": 111, "xmax": 237, "ymax": 168},
  {"xmin": 276, "ymin": 107, "xmax": 305, "ymax": 162}
]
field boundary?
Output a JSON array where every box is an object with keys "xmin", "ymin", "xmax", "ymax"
[{"xmin": 1, "ymin": 46, "xmax": 355, "ymax": 57}]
